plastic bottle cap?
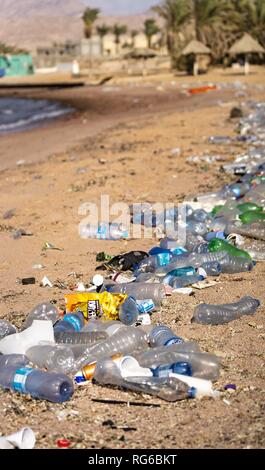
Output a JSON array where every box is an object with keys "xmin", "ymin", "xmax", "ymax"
[
  {"xmin": 92, "ymin": 274, "xmax": 104, "ymax": 287},
  {"xmin": 57, "ymin": 439, "xmax": 70, "ymax": 448}
]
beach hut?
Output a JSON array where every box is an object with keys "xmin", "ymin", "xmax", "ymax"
[
  {"xmin": 182, "ymin": 40, "xmax": 211, "ymax": 76},
  {"xmin": 124, "ymin": 48, "xmax": 158, "ymax": 76},
  {"xmin": 228, "ymin": 33, "xmax": 265, "ymax": 75},
  {"xmin": 0, "ymin": 54, "xmax": 34, "ymax": 78}
]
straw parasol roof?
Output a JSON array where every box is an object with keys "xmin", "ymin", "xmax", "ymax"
[
  {"xmin": 228, "ymin": 33, "xmax": 265, "ymax": 55},
  {"xmin": 182, "ymin": 40, "xmax": 211, "ymax": 56},
  {"xmin": 125, "ymin": 48, "xmax": 158, "ymax": 59}
]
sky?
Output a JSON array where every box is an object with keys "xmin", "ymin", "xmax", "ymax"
[{"xmin": 83, "ymin": 1, "xmax": 159, "ymax": 15}]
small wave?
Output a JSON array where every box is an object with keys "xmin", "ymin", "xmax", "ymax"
[{"xmin": 0, "ymin": 98, "xmax": 73, "ymax": 134}]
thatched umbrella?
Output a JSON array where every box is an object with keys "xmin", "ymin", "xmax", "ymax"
[
  {"xmin": 124, "ymin": 48, "xmax": 158, "ymax": 76},
  {"xmin": 182, "ymin": 40, "xmax": 211, "ymax": 76},
  {"xmin": 228, "ymin": 33, "xmax": 265, "ymax": 75}
]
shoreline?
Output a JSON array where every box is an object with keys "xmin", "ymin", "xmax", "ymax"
[{"xmin": 0, "ymin": 81, "xmax": 247, "ymax": 172}]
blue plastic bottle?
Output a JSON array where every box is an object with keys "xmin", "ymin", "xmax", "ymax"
[{"xmin": 54, "ymin": 311, "xmax": 85, "ymax": 333}]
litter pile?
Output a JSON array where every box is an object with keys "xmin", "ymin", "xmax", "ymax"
[{"xmin": 0, "ymin": 102, "xmax": 264, "ymax": 419}]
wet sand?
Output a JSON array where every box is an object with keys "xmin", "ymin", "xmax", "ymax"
[{"xmin": 0, "ymin": 67, "xmax": 265, "ymax": 449}]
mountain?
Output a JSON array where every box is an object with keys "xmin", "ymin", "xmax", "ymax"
[{"xmin": 0, "ymin": 0, "xmax": 161, "ymax": 51}]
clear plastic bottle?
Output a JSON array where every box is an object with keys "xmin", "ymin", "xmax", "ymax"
[
  {"xmin": 135, "ymin": 347, "xmax": 220, "ymax": 380},
  {"xmin": 154, "ymin": 251, "xmax": 228, "ymax": 275},
  {"xmin": 169, "ymin": 274, "xmax": 205, "ymax": 289},
  {"xmin": 0, "ymin": 354, "xmax": 29, "ymax": 368},
  {"xmin": 219, "ymin": 253, "xmax": 255, "ymax": 273},
  {"xmin": 0, "ymin": 320, "xmax": 17, "ymax": 340},
  {"xmin": 225, "ymin": 221, "xmax": 265, "ymax": 241},
  {"xmin": 192, "ymin": 296, "xmax": 260, "ymax": 325},
  {"xmin": 53, "ymin": 311, "xmax": 85, "ymax": 334},
  {"xmin": 54, "ymin": 330, "xmax": 108, "ymax": 345},
  {"xmin": 148, "ymin": 326, "xmax": 183, "ymax": 347},
  {"xmin": 109, "ymin": 283, "xmax": 166, "ymax": 305},
  {"xmin": 0, "ymin": 366, "xmax": 74, "ymax": 402},
  {"xmin": 152, "ymin": 362, "xmax": 192, "ymax": 377},
  {"xmin": 25, "ymin": 343, "xmax": 75, "ymax": 374},
  {"xmin": 22, "ymin": 303, "xmax": 59, "ymax": 330},
  {"xmin": 93, "ymin": 357, "xmax": 193, "ymax": 402},
  {"xmin": 79, "ymin": 222, "xmax": 129, "ymax": 240},
  {"xmin": 119, "ymin": 297, "xmax": 139, "ymax": 326},
  {"xmin": 71, "ymin": 326, "xmax": 149, "ymax": 372}
]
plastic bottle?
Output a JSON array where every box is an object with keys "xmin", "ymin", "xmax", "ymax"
[
  {"xmin": 119, "ymin": 297, "xmax": 139, "ymax": 326},
  {"xmin": 53, "ymin": 311, "xmax": 85, "ymax": 334},
  {"xmin": 169, "ymin": 274, "xmax": 205, "ymax": 289},
  {"xmin": 25, "ymin": 344, "xmax": 76, "ymax": 374},
  {"xmin": 149, "ymin": 326, "xmax": 183, "ymax": 347},
  {"xmin": 0, "ymin": 366, "xmax": 74, "ymax": 402},
  {"xmin": 225, "ymin": 221, "xmax": 265, "ymax": 241},
  {"xmin": 135, "ymin": 347, "xmax": 220, "ymax": 380},
  {"xmin": 54, "ymin": 330, "xmax": 108, "ymax": 345},
  {"xmin": 0, "ymin": 354, "xmax": 29, "ymax": 368},
  {"xmin": 239, "ymin": 211, "xmax": 265, "ymax": 224},
  {"xmin": 71, "ymin": 326, "xmax": 149, "ymax": 372},
  {"xmin": 0, "ymin": 320, "xmax": 17, "ymax": 340},
  {"xmin": 22, "ymin": 303, "xmax": 59, "ymax": 330},
  {"xmin": 219, "ymin": 253, "xmax": 255, "ymax": 273},
  {"xmin": 79, "ymin": 222, "xmax": 129, "ymax": 240},
  {"xmin": 108, "ymin": 283, "xmax": 166, "ymax": 305},
  {"xmin": 154, "ymin": 251, "xmax": 228, "ymax": 275},
  {"xmin": 208, "ymin": 239, "xmax": 252, "ymax": 259},
  {"xmin": 93, "ymin": 357, "xmax": 194, "ymax": 402},
  {"xmin": 192, "ymin": 296, "xmax": 260, "ymax": 325},
  {"xmin": 201, "ymin": 261, "xmax": 221, "ymax": 276}
]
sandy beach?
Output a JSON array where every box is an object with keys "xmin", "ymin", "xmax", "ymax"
[{"xmin": 0, "ymin": 67, "xmax": 265, "ymax": 449}]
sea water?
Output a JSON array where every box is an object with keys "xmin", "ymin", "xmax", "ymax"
[{"xmin": 0, "ymin": 97, "xmax": 73, "ymax": 134}]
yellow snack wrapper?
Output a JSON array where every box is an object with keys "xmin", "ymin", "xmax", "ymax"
[{"xmin": 64, "ymin": 292, "xmax": 127, "ymax": 321}]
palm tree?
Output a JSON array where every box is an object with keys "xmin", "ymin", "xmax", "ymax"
[
  {"xmin": 97, "ymin": 24, "xmax": 110, "ymax": 55},
  {"xmin": 153, "ymin": 0, "xmax": 192, "ymax": 53},
  {"xmin": 144, "ymin": 19, "xmax": 160, "ymax": 48},
  {"xmin": 192, "ymin": 0, "xmax": 239, "ymax": 43},
  {"xmin": 82, "ymin": 7, "xmax": 100, "ymax": 39},
  {"xmin": 113, "ymin": 24, "xmax": 127, "ymax": 55},
  {"xmin": 131, "ymin": 30, "xmax": 138, "ymax": 48},
  {"xmin": 231, "ymin": 0, "xmax": 265, "ymax": 47}
]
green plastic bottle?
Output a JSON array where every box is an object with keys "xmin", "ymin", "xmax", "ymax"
[
  {"xmin": 237, "ymin": 202, "xmax": 263, "ymax": 213},
  {"xmin": 208, "ymin": 239, "xmax": 252, "ymax": 259},
  {"xmin": 239, "ymin": 211, "xmax": 265, "ymax": 224}
]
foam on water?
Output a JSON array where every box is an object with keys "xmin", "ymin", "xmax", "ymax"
[{"xmin": 0, "ymin": 98, "xmax": 73, "ymax": 134}]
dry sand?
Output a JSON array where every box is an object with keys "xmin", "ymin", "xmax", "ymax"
[{"xmin": 0, "ymin": 67, "xmax": 264, "ymax": 449}]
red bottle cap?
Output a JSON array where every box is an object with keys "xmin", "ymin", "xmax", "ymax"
[{"xmin": 57, "ymin": 439, "xmax": 70, "ymax": 448}]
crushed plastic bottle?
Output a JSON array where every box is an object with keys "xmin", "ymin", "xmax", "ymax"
[{"xmin": 192, "ymin": 296, "xmax": 260, "ymax": 325}]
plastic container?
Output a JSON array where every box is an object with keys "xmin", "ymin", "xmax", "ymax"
[
  {"xmin": 79, "ymin": 222, "xmax": 129, "ymax": 240},
  {"xmin": 53, "ymin": 311, "xmax": 85, "ymax": 334},
  {"xmin": 0, "ymin": 320, "xmax": 17, "ymax": 340},
  {"xmin": 109, "ymin": 283, "xmax": 166, "ymax": 305},
  {"xmin": 135, "ymin": 346, "xmax": 220, "ymax": 380},
  {"xmin": 0, "ymin": 354, "xmax": 29, "ymax": 368},
  {"xmin": 71, "ymin": 326, "xmax": 149, "ymax": 372},
  {"xmin": 22, "ymin": 303, "xmax": 59, "ymax": 330},
  {"xmin": 148, "ymin": 326, "xmax": 183, "ymax": 347},
  {"xmin": 26, "ymin": 343, "xmax": 75, "ymax": 374},
  {"xmin": 93, "ymin": 357, "xmax": 194, "ymax": 402},
  {"xmin": 119, "ymin": 297, "xmax": 139, "ymax": 326},
  {"xmin": 0, "ymin": 366, "xmax": 74, "ymax": 402},
  {"xmin": 54, "ymin": 330, "xmax": 108, "ymax": 345},
  {"xmin": 192, "ymin": 296, "xmax": 260, "ymax": 325}
]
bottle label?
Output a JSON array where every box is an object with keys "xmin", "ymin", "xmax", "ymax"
[
  {"xmin": 136, "ymin": 299, "xmax": 155, "ymax": 313},
  {"xmin": 64, "ymin": 315, "xmax": 82, "ymax": 331},
  {"xmin": 12, "ymin": 368, "xmax": 33, "ymax": 393}
]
